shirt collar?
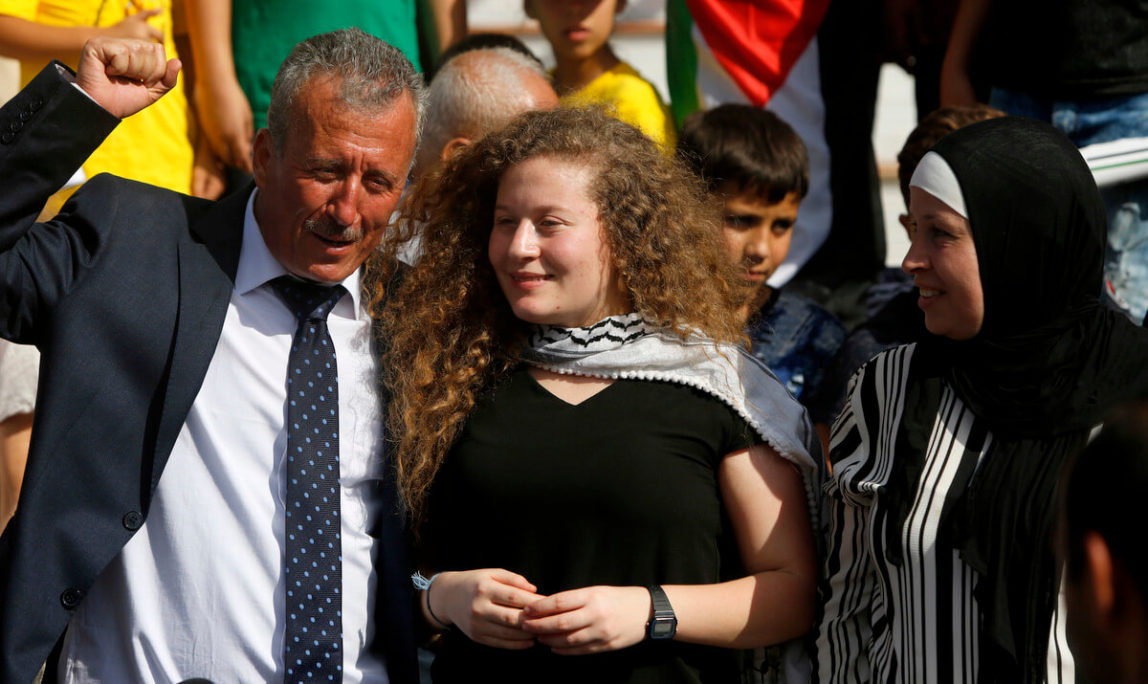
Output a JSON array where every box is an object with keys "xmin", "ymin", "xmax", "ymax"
[{"xmin": 234, "ymin": 190, "xmax": 364, "ymax": 319}]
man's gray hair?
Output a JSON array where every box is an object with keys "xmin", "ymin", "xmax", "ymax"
[
  {"xmin": 267, "ymin": 28, "xmax": 428, "ymax": 153},
  {"xmin": 414, "ymin": 47, "xmax": 552, "ymax": 177}
]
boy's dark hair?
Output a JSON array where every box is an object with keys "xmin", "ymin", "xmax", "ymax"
[
  {"xmin": 676, "ymin": 104, "xmax": 809, "ymax": 203},
  {"xmin": 897, "ymin": 105, "xmax": 1004, "ymax": 207},
  {"xmin": 1063, "ymin": 400, "xmax": 1148, "ymax": 610}
]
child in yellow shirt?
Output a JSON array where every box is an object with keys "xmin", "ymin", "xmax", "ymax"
[
  {"xmin": 0, "ymin": 0, "xmax": 194, "ymax": 204},
  {"xmin": 526, "ymin": 0, "xmax": 675, "ymax": 148}
]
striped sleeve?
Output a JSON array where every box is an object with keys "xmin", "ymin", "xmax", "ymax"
[
  {"xmin": 814, "ymin": 346, "xmax": 916, "ymax": 683},
  {"xmin": 814, "ymin": 365, "xmax": 876, "ymax": 684},
  {"xmin": 815, "ymin": 476, "xmax": 876, "ymax": 683}
]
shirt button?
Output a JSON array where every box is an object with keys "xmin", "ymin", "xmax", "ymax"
[
  {"xmin": 122, "ymin": 511, "xmax": 143, "ymax": 531},
  {"xmin": 60, "ymin": 587, "xmax": 84, "ymax": 609},
  {"xmin": 0, "ymin": 132, "xmax": 12, "ymax": 144}
]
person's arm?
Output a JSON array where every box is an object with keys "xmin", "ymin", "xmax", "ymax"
[
  {"xmin": 184, "ymin": 0, "xmax": 253, "ymax": 172},
  {"xmin": 939, "ymin": 0, "xmax": 993, "ymax": 106},
  {"xmin": 0, "ymin": 11, "xmax": 161, "ymax": 63},
  {"xmin": 0, "ymin": 411, "xmax": 31, "ymax": 532},
  {"xmin": 518, "ymin": 443, "xmax": 817, "ymax": 653},
  {"xmin": 423, "ymin": 0, "xmax": 466, "ymax": 57},
  {"xmin": 0, "ymin": 38, "xmax": 177, "ymax": 343},
  {"xmin": 880, "ymin": 0, "xmax": 923, "ymax": 73},
  {"xmin": 815, "ymin": 423, "xmax": 831, "ymax": 462},
  {"xmin": 191, "ymin": 132, "xmax": 226, "ymax": 199}
]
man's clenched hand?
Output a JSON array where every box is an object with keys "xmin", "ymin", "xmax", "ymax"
[{"xmin": 75, "ymin": 37, "xmax": 179, "ymax": 119}]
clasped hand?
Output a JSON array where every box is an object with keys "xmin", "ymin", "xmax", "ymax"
[{"xmin": 429, "ymin": 570, "xmax": 653, "ymax": 655}]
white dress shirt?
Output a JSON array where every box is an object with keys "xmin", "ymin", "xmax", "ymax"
[{"xmin": 58, "ymin": 192, "xmax": 388, "ymax": 683}]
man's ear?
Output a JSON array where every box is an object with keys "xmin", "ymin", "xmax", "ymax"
[
  {"xmin": 252, "ymin": 128, "xmax": 274, "ymax": 188},
  {"xmin": 1082, "ymin": 531, "xmax": 1117, "ymax": 618},
  {"xmin": 440, "ymin": 137, "xmax": 472, "ymax": 163}
]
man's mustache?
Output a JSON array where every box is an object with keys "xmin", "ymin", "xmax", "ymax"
[{"xmin": 304, "ymin": 218, "xmax": 361, "ymax": 242}]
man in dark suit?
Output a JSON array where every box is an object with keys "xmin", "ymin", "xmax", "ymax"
[{"xmin": 0, "ymin": 30, "xmax": 422, "ymax": 683}]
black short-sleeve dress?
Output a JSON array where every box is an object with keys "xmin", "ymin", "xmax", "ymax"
[{"xmin": 423, "ymin": 366, "xmax": 757, "ymax": 683}]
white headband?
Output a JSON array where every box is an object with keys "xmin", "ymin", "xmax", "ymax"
[{"xmin": 909, "ymin": 151, "xmax": 968, "ymax": 219}]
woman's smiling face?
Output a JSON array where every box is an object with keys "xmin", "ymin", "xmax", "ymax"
[
  {"xmin": 488, "ymin": 156, "xmax": 630, "ymax": 328},
  {"xmin": 902, "ymin": 186, "xmax": 985, "ymax": 341}
]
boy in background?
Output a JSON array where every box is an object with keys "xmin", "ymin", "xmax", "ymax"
[
  {"xmin": 677, "ymin": 104, "xmax": 844, "ymax": 422},
  {"xmin": 526, "ymin": 0, "xmax": 674, "ymax": 147}
]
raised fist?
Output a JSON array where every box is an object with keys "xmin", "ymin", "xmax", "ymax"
[{"xmin": 74, "ymin": 37, "xmax": 180, "ymax": 119}]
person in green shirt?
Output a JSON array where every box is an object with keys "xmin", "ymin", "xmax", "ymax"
[{"xmin": 188, "ymin": 0, "xmax": 465, "ymax": 178}]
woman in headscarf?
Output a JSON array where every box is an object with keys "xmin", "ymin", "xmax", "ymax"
[
  {"xmin": 373, "ymin": 106, "xmax": 823, "ymax": 683},
  {"xmin": 814, "ymin": 116, "xmax": 1148, "ymax": 683}
]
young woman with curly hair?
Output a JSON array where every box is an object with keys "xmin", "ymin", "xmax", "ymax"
[{"xmin": 370, "ymin": 107, "xmax": 822, "ymax": 683}]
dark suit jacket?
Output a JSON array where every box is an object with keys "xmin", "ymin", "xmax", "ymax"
[{"xmin": 0, "ymin": 63, "xmax": 417, "ymax": 683}]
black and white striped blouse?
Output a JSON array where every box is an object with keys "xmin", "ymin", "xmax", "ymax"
[{"xmin": 814, "ymin": 344, "xmax": 1073, "ymax": 683}]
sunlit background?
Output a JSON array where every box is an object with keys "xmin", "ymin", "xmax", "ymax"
[
  {"xmin": 0, "ymin": 1, "xmax": 916, "ymax": 266},
  {"xmin": 467, "ymin": 1, "xmax": 915, "ymax": 267}
]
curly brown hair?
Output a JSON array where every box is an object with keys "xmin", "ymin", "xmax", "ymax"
[{"xmin": 368, "ymin": 106, "xmax": 745, "ymax": 522}]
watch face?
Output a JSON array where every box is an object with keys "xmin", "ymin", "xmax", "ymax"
[{"xmin": 650, "ymin": 615, "xmax": 677, "ymax": 640}]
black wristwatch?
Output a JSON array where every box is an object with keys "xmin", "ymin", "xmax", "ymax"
[{"xmin": 646, "ymin": 585, "xmax": 677, "ymax": 640}]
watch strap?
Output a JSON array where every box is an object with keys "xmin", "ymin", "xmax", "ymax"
[
  {"xmin": 646, "ymin": 584, "xmax": 677, "ymax": 640},
  {"xmin": 649, "ymin": 584, "xmax": 672, "ymax": 614}
]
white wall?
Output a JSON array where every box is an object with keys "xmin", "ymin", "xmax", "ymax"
[{"xmin": 874, "ymin": 64, "xmax": 917, "ymax": 265}]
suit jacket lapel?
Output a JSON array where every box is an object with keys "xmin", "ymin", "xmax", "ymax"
[{"xmin": 149, "ymin": 187, "xmax": 249, "ymax": 493}]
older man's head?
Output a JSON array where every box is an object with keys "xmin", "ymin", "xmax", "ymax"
[
  {"xmin": 252, "ymin": 28, "xmax": 426, "ymax": 283},
  {"xmin": 412, "ymin": 47, "xmax": 558, "ymax": 181}
]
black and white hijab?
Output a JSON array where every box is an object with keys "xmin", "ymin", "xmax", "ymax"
[{"xmin": 889, "ymin": 117, "xmax": 1148, "ymax": 682}]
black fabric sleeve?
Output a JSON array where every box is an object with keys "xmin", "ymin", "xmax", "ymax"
[{"xmin": 0, "ymin": 61, "xmax": 120, "ymax": 344}]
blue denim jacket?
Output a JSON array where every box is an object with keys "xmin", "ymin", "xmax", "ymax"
[{"xmin": 748, "ymin": 289, "xmax": 846, "ymax": 405}]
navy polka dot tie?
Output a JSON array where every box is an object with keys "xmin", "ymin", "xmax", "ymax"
[{"xmin": 270, "ymin": 276, "xmax": 347, "ymax": 683}]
